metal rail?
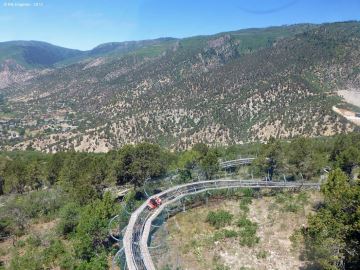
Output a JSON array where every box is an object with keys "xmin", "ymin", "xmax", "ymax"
[
  {"xmin": 122, "ymin": 179, "xmax": 320, "ymax": 270},
  {"xmin": 219, "ymin": 158, "xmax": 255, "ymax": 168}
]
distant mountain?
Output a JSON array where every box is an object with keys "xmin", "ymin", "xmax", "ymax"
[
  {"xmin": 0, "ymin": 38, "xmax": 182, "ymax": 69},
  {"xmin": 0, "ymin": 41, "xmax": 85, "ymax": 89},
  {"xmin": 0, "ymin": 24, "xmax": 315, "ymax": 69},
  {"xmin": 0, "ymin": 40, "xmax": 83, "ymax": 68},
  {"xmin": 0, "ymin": 21, "xmax": 359, "ymax": 152},
  {"xmin": 89, "ymin": 38, "xmax": 178, "ymax": 56},
  {"xmin": 0, "ymin": 38, "xmax": 180, "ymax": 88}
]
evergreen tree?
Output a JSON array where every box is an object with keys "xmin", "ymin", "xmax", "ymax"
[{"xmin": 303, "ymin": 169, "xmax": 360, "ymax": 269}]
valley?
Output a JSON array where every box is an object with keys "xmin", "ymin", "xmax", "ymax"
[{"xmin": 1, "ymin": 1, "xmax": 360, "ymax": 269}]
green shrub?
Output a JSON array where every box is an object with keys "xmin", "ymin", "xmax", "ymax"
[
  {"xmin": 0, "ymin": 217, "xmax": 12, "ymax": 237},
  {"xmin": 284, "ymin": 203, "xmax": 300, "ymax": 213},
  {"xmin": 0, "ymin": 247, "xmax": 8, "ymax": 257},
  {"xmin": 239, "ymin": 196, "xmax": 252, "ymax": 213},
  {"xmin": 33, "ymin": 238, "xmax": 76, "ymax": 269},
  {"xmin": 77, "ymin": 252, "xmax": 108, "ymax": 270},
  {"xmin": 9, "ymin": 235, "xmax": 75, "ymax": 270},
  {"xmin": 241, "ymin": 188, "xmax": 254, "ymax": 197},
  {"xmin": 214, "ymin": 264, "xmax": 230, "ymax": 270},
  {"xmin": 26, "ymin": 234, "xmax": 42, "ymax": 247},
  {"xmin": 178, "ymin": 169, "xmax": 192, "ymax": 182},
  {"xmin": 296, "ymin": 192, "xmax": 309, "ymax": 205},
  {"xmin": 275, "ymin": 192, "xmax": 288, "ymax": 204},
  {"xmin": 212, "ymin": 254, "xmax": 230, "ymax": 270},
  {"xmin": 256, "ymin": 250, "xmax": 268, "ymax": 259},
  {"xmin": 9, "ymin": 249, "xmax": 43, "ymax": 270},
  {"xmin": 20, "ymin": 189, "xmax": 64, "ymax": 218},
  {"xmin": 59, "ymin": 253, "xmax": 77, "ymax": 270},
  {"xmin": 237, "ymin": 216, "xmax": 259, "ymax": 247},
  {"xmin": 206, "ymin": 210, "xmax": 233, "ymax": 229},
  {"xmin": 0, "ymin": 189, "xmax": 64, "ymax": 237},
  {"xmin": 161, "ymin": 265, "xmax": 175, "ymax": 270},
  {"xmin": 57, "ymin": 202, "xmax": 81, "ymax": 236},
  {"xmin": 74, "ymin": 192, "xmax": 118, "ymax": 260},
  {"xmin": 223, "ymin": 229, "xmax": 238, "ymax": 238},
  {"xmin": 275, "ymin": 192, "xmax": 308, "ymax": 213},
  {"xmin": 290, "ymin": 229, "xmax": 303, "ymax": 250},
  {"xmin": 213, "ymin": 229, "xmax": 238, "ymax": 241},
  {"xmin": 15, "ymin": 239, "xmax": 26, "ymax": 248},
  {"xmin": 238, "ymin": 231, "xmax": 259, "ymax": 247}
]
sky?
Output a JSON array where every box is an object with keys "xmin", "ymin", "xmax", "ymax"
[{"xmin": 0, "ymin": 0, "xmax": 359, "ymax": 50}]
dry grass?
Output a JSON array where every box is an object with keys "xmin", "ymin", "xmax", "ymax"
[
  {"xmin": 0, "ymin": 219, "xmax": 59, "ymax": 268},
  {"xmin": 152, "ymin": 191, "xmax": 322, "ymax": 270}
]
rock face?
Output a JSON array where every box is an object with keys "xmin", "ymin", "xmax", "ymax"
[
  {"xmin": 0, "ymin": 60, "xmax": 32, "ymax": 89},
  {"xmin": 0, "ymin": 22, "xmax": 360, "ymax": 152}
]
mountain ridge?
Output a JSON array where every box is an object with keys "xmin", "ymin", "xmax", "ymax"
[
  {"xmin": 0, "ymin": 21, "xmax": 359, "ymax": 152},
  {"xmin": 0, "ymin": 23, "xmax": 319, "ymax": 70}
]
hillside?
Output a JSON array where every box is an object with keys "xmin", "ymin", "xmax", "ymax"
[
  {"xmin": 0, "ymin": 22, "xmax": 360, "ymax": 152},
  {"xmin": 0, "ymin": 38, "xmax": 179, "ymax": 89},
  {"xmin": 0, "ymin": 134, "xmax": 359, "ymax": 269},
  {"xmin": 0, "ymin": 39, "xmax": 181, "ymax": 69},
  {"xmin": 0, "ymin": 41, "xmax": 82, "ymax": 89}
]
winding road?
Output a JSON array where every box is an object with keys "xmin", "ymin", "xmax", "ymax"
[{"xmin": 121, "ymin": 179, "xmax": 320, "ymax": 270}]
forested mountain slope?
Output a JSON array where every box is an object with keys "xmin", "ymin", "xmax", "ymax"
[{"xmin": 0, "ymin": 22, "xmax": 359, "ymax": 152}]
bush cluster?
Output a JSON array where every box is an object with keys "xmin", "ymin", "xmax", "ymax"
[{"xmin": 206, "ymin": 210, "xmax": 233, "ymax": 229}]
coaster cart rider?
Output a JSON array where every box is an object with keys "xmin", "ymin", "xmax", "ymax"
[{"xmin": 147, "ymin": 196, "xmax": 162, "ymax": 210}]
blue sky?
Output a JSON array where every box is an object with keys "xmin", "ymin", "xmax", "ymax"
[{"xmin": 0, "ymin": 0, "xmax": 359, "ymax": 50}]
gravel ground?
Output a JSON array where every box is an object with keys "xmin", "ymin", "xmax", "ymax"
[{"xmin": 338, "ymin": 89, "xmax": 360, "ymax": 108}]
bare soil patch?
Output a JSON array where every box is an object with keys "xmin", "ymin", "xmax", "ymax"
[{"xmin": 337, "ymin": 89, "xmax": 360, "ymax": 108}]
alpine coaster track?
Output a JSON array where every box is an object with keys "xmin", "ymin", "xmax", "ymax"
[{"xmin": 118, "ymin": 179, "xmax": 320, "ymax": 270}]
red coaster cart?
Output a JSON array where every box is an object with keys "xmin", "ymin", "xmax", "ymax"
[{"xmin": 147, "ymin": 196, "xmax": 162, "ymax": 210}]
